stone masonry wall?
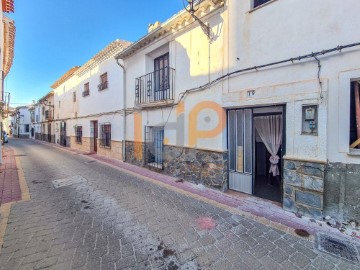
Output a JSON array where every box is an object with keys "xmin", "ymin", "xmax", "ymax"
[
  {"xmin": 97, "ymin": 140, "xmax": 123, "ymax": 161},
  {"xmin": 163, "ymin": 146, "xmax": 228, "ymax": 190},
  {"xmin": 324, "ymin": 162, "xmax": 360, "ymax": 223},
  {"xmin": 124, "ymin": 141, "xmax": 228, "ymax": 190},
  {"xmin": 283, "ymin": 159, "xmax": 325, "ymax": 219},
  {"xmin": 125, "ymin": 141, "xmax": 145, "ymax": 167},
  {"xmin": 70, "ymin": 137, "xmax": 91, "ymax": 153}
]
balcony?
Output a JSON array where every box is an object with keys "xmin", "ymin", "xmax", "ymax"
[
  {"xmin": 82, "ymin": 89, "xmax": 90, "ymax": 97},
  {"xmin": 45, "ymin": 110, "xmax": 53, "ymax": 121},
  {"xmin": 135, "ymin": 67, "xmax": 175, "ymax": 108},
  {"xmin": 98, "ymin": 81, "xmax": 108, "ymax": 91}
]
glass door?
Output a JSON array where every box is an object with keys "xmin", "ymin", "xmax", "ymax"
[{"xmin": 228, "ymin": 109, "xmax": 253, "ymax": 194}]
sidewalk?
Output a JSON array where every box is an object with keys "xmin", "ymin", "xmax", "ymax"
[
  {"xmin": 0, "ymin": 146, "xmax": 21, "ymax": 205},
  {"xmin": 36, "ymin": 139, "xmax": 360, "ymax": 244}
]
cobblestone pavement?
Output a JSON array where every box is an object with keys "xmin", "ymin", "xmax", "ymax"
[{"xmin": 0, "ymin": 139, "xmax": 359, "ymax": 270}]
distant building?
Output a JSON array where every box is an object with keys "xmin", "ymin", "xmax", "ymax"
[
  {"xmin": 12, "ymin": 106, "xmax": 31, "ymax": 138},
  {"xmin": 51, "ymin": 40, "xmax": 130, "ymax": 157}
]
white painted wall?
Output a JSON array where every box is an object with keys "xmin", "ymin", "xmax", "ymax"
[
  {"xmin": 16, "ymin": 107, "xmax": 31, "ymax": 136},
  {"xmin": 53, "ymin": 56, "xmax": 125, "ymax": 142},
  {"xmin": 122, "ymin": 0, "xmax": 360, "ymax": 165}
]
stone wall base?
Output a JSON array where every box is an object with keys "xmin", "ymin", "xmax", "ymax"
[
  {"xmin": 324, "ymin": 162, "xmax": 360, "ymax": 223},
  {"xmin": 163, "ymin": 145, "xmax": 228, "ymax": 190},
  {"xmin": 125, "ymin": 141, "xmax": 145, "ymax": 167},
  {"xmin": 70, "ymin": 136, "xmax": 91, "ymax": 153},
  {"xmin": 283, "ymin": 159, "xmax": 325, "ymax": 219},
  {"xmin": 124, "ymin": 141, "xmax": 228, "ymax": 190},
  {"xmin": 97, "ymin": 140, "xmax": 123, "ymax": 161}
]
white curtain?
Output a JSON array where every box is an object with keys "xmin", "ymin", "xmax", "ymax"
[{"xmin": 254, "ymin": 115, "xmax": 283, "ymax": 176}]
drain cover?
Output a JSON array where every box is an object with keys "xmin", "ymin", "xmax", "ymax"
[
  {"xmin": 52, "ymin": 175, "xmax": 87, "ymax": 188},
  {"xmin": 316, "ymin": 234, "xmax": 360, "ymax": 263},
  {"xmin": 294, "ymin": 229, "xmax": 310, "ymax": 238}
]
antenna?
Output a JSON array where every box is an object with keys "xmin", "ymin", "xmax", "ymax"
[{"xmin": 183, "ymin": 0, "xmax": 213, "ymax": 41}]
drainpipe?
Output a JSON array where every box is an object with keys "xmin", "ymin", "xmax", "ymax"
[{"xmin": 116, "ymin": 58, "xmax": 126, "ymax": 161}]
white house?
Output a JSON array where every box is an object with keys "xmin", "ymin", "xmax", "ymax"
[
  {"xmin": 114, "ymin": 0, "xmax": 360, "ymax": 223},
  {"xmin": 12, "ymin": 106, "xmax": 31, "ymax": 138},
  {"xmin": 52, "ymin": 40, "xmax": 131, "ymax": 158},
  {"xmin": 35, "ymin": 91, "xmax": 55, "ymax": 143}
]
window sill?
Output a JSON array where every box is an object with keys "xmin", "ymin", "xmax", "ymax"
[
  {"xmin": 348, "ymin": 148, "xmax": 360, "ymax": 156},
  {"xmin": 249, "ymin": 0, "xmax": 279, "ymax": 13}
]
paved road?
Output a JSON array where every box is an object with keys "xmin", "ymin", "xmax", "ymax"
[{"xmin": 0, "ymin": 139, "xmax": 359, "ymax": 270}]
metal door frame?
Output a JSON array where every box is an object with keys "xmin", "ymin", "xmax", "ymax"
[{"xmin": 227, "ymin": 104, "xmax": 286, "ymax": 199}]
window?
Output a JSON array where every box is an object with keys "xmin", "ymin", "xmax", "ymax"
[
  {"xmin": 76, "ymin": 126, "xmax": 82, "ymax": 144},
  {"xmin": 154, "ymin": 53, "xmax": 169, "ymax": 101},
  {"xmin": 42, "ymin": 106, "xmax": 45, "ymax": 115},
  {"xmin": 253, "ymin": 0, "xmax": 272, "ymax": 8},
  {"xmin": 25, "ymin": 125, "xmax": 30, "ymax": 133},
  {"xmin": 350, "ymin": 81, "xmax": 360, "ymax": 148},
  {"xmin": 73, "ymin": 92, "xmax": 76, "ymax": 102},
  {"xmin": 45, "ymin": 110, "xmax": 49, "ymax": 120},
  {"xmin": 98, "ymin": 73, "xmax": 108, "ymax": 91},
  {"xmin": 59, "ymin": 101, "xmax": 61, "ymax": 108},
  {"xmin": 100, "ymin": 123, "xmax": 111, "ymax": 148},
  {"xmin": 145, "ymin": 126, "xmax": 164, "ymax": 169},
  {"xmin": 83, "ymin": 83, "xmax": 90, "ymax": 97}
]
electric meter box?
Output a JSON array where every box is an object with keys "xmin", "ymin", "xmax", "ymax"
[{"xmin": 302, "ymin": 105, "xmax": 318, "ymax": 135}]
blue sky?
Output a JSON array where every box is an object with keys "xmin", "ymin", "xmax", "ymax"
[{"xmin": 6, "ymin": 0, "xmax": 184, "ymax": 106}]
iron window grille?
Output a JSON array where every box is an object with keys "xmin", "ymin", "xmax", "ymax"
[
  {"xmin": 100, "ymin": 123, "xmax": 111, "ymax": 148},
  {"xmin": 144, "ymin": 126, "xmax": 164, "ymax": 170},
  {"xmin": 73, "ymin": 92, "xmax": 76, "ymax": 102},
  {"xmin": 76, "ymin": 126, "xmax": 82, "ymax": 144},
  {"xmin": 98, "ymin": 73, "xmax": 108, "ymax": 91},
  {"xmin": 83, "ymin": 83, "xmax": 90, "ymax": 97}
]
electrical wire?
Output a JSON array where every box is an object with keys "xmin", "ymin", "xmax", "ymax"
[{"xmin": 157, "ymin": 42, "xmax": 360, "ymax": 128}]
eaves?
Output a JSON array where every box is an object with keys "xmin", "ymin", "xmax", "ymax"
[{"xmin": 115, "ymin": 0, "xmax": 224, "ymax": 60}]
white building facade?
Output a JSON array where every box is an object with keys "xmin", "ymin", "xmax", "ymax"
[
  {"xmin": 52, "ymin": 40, "xmax": 130, "ymax": 159},
  {"xmin": 114, "ymin": 0, "xmax": 360, "ymax": 223},
  {"xmin": 12, "ymin": 106, "xmax": 31, "ymax": 138}
]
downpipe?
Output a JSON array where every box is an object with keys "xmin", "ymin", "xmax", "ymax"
[{"xmin": 116, "ymin": 59, "xmax": 127, "ymax": 161}]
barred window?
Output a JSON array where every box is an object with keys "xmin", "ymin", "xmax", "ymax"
[
  {"xmin": 100, "ymin": 124, "xmax": 111, "ymax": 148},
  {"xmin": 76, "ymin": 126, "xmax": 82, "ymax": 144},
  {"xmin": 98, "ymin": 73, "xmax": 108, "ymax": 91},
  {"xmin": 73, "ymin": 91, "xmax": 76, "ymax": 102},
  {"xmin": 83, "ymin": 82, "xmax": 90, "ymax": 97}
]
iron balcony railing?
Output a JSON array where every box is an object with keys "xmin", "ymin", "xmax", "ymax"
[
  {"xmin": 98, "ymin": 81, "xmax": 108, "ymax": 91},
  {"xmin": 135, "ymin": 67, "xmax": 175, "ymax": 105},
  {"xmin": 45, "ymin": 110, "xmax": 53, "ymax": 121},
  {"xmin": 82, "ymin": 89, "xmax": 90, "ymax": 97}
]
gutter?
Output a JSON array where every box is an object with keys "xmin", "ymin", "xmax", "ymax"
[{"xmin": 116, "ymin": 59, "xmax": 127, "ymax": 161}]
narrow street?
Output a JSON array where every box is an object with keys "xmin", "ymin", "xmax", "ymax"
[{"xmin": 0, "ymin": 139, "xmax": 358, "ymax": 270}]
